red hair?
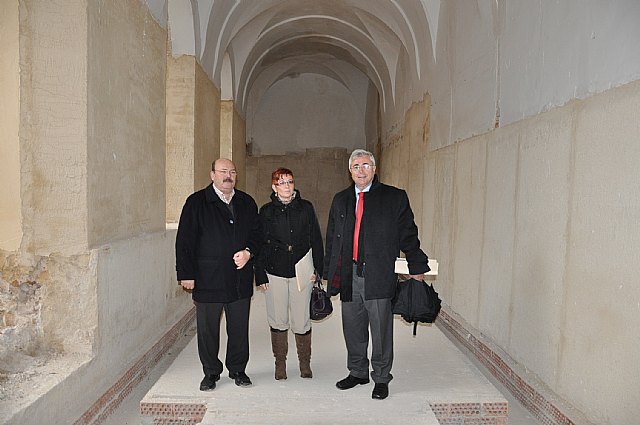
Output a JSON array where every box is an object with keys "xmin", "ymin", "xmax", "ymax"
[{"xmin": 271, "ymin": 167, "xmax": 294, "ymax": 185}]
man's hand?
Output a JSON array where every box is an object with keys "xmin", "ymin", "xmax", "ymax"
[
  {"xmin": 409, "ymin": 274, "xmax": 424, "ymax": 281},
  {"xmin": 233, "ymin": 249, "xmax": 251, "ymax": 269},
  {"xmin": 180, "ymin": 279, "xmax": 195, "ymax": 290}
]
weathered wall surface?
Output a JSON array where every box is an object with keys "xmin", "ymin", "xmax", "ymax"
[
  {"xmin": 194, "ymin": 61, "xmax": 220, "ymax": 191},
  {"xmin": 220, "ymin": 101, "xmax": 234, "ymax": 168},
  {"xmin": 166, "ymin": 56, "xmax": 221, "ymax": 223},
  {"xmin": 381, "ymin": 80, "xmax": 640, "ymax": 425},
  {"xmin": 232, "ymin": 104, "xmax": 247, "ymax": 192},
  {"xmin": 221, "ymin": 101, "xmax": 247, "ymax": 191},
  {"xmin": 1, "ymin": 1, "xmax": 192, "ymax": 423},
  {"xmin": 166, "ymin": 55, "xmax": 196, "ymax": 224},
  {"xmin": 87, "ymin": 0, "xmax": 166, "ymax": 246},
  {"xmin": 0, "ymin": 250, "xmax": 96, "ymax": 422},
  {"xmin": 379, "ymin": 95, "xmax": 430, "ymax": 233},
  {"xmin": 0, "ymin": 0, "xmax": 21, "ymax": 251},
  {"xmin": 19, "ymin": 0, "xmax": 89, "ymax": 256},
  {"xmin": 426, "ymin": 1, "xmax": 640, "ymax": 152},
  {"xmin": 247, "ymin": 73, "xmax": 369, "ymax": 156}
]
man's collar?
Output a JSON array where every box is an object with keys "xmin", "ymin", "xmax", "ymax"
[
  {"xmin": 355, "ymin": 183, "xmax": 372, "ymax": 194},
  {"xmin": 212, "ymin": 183, "xmax": 235, "ymax": 204}
]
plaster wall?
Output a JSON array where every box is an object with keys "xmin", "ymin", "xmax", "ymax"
[
  {"xmin": 379, "ymin": 95, "xmax": 430, "ymax": 233},
  {"xmin": 232, "ymin": 105, "xmax": 247, "ymax": 191},
  {"xmin": 426, "ymin": 1, "xmax": 640, "ymax": 152},
  {"xmin": 383, "ymin": 80, "xmax": 640, "ymax": 425},
  {"xmin": 248, "ymin": 73, "xmax": 367, "ymax": 156},
  {"xmin": 194, "ymin": 60, "xmax": 220, "ymax": 189},
  {"xmin": 561, "ymin": 82, "xmax": 640, "ymax": 421},
  {"xmin": 87, "ymin": 0, "xmax": 166, "ymax": 246},
  {"xmin": 19, "ymin": 0, "xmax": 88, "ymax": 256},
  {"xmin": 221, "ymin": 101, "xmax": 234, "ymax": 162},
  {"xmin": 0, "ymin": 1, "xmax": 21, "ymax": 251},
  {"xmin": 166, "ymin": 56, "xmax": 220, "ymax": 223},
  {"xmin": 166, "ymin": 55, "xmax": 196, "ymax": 224},
  {"xmin": 221, "ymin": 101, "xmax": 247, "ymax": 191},
  {"xmin": 92, "ymin": 231, "xmax": 187, "ymax": 401},
  {"xmin": 2, "ymin": 1, "xmax": 193, "ymax": 423}
]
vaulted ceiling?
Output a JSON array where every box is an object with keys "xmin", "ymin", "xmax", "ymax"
[{"xmin": 159, "ymin": 0, "xmax": 439, "ymax": 117}]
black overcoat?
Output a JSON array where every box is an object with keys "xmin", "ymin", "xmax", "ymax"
[
  {"xmin": 324, "ymin": 176, "xmax": 429, "ymax": 301},
  {"xmin": 175, "ymin": 184, "xmax": 261, "ymax": 303},
  {"xmin": 254, "ymin": 190, "xmax": 324, "ymax": 284}
]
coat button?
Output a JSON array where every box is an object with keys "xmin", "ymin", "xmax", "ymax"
[{"xmin": 337, "ymin": 234, "xmax": 341, "ymax": 238}]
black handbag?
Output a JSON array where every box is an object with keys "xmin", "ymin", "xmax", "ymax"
[{"xmin": 310, "ymin": 275, "xmax": 333, "ymax": 321}]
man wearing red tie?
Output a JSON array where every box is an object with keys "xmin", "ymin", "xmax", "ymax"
[{"xmin": 324, "ymin": 149, "xmax": 429, "ymax": 400}]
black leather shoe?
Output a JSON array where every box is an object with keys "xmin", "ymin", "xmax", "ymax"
[
  {"xmin": 372, "ymin": 383, "xmax": 389, "ymax": 400},
  {"xmin": 229, "ymin": 371, "xmax": 252, "ymax": 387},
  {"xmin": 336, "ymin": 375, "xmax": 369, "ymax": 390},
  {"xmin": 199, "ymin": 374, "xmax": 220, "ymax": 391}
]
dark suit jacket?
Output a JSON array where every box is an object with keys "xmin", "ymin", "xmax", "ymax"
[
  {"xmin": 175, "ymin": 184, "xmax": 261, "ymax": 303},
  {"xmin": 324, "ymin": 176, "xmax": 429, "ymax": 301}
]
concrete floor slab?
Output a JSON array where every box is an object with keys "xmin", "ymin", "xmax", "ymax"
[{"xmin": 141, "ymin": 294, "xmax": 507, "ymax": 424}]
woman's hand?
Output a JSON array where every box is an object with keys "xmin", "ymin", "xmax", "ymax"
[{"xmin": 260, "ymin": 283, "xmax": 269, "ymax": 290}]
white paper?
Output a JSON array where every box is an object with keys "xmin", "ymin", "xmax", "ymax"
[
  {"xmin": 295, "ymin": 249, "xmax": 315, "ymax": 291},
  {"xmin": 394, "ymin": 257, "xmax": 438, "ymax": 276}
]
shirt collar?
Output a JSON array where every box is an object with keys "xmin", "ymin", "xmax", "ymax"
[
  {"xmin": 354, "ymin": 182, "xmax": 372, "ymax": 196},
  {"xmin": 212, "ymin": 183, "xmax": 235, "ymax": 204}
]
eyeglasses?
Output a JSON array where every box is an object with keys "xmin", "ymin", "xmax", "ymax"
[
  {"xmin": 215, "ymin": 169, "xmax": 237, "ymax": 176},
  {"xmin": 350, "ymin": 163, "xmax": 373, "ymax": 172},
  {"xmin": 275, "ymin": 180, "xmax": 294, "ymax": 186}
]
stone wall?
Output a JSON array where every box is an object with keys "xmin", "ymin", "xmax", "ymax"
[
  {"xmin": 194, "ymin": 60, "xmax": 220, "ymax": 192},
  {"xmin": 0, "ymin": 0, "xmax": 21, "ymax": 252},
  {"xmin": 381, "ymin": 80, "xmax": 640, "ymax": 425},
  {"xmin": 166, "ymin": 56, "xmax": 221, "ymax": 224},
  {"xmin": 0, "ymin": 1, "xmax": 193, "ymax": 423},
  {"xmin": 221, "ymin": 100, "xmax": 247, "ymax": 191},
  {"xmin": 166, "ymin": 55, "xmax": 197, "ymax": 224}
]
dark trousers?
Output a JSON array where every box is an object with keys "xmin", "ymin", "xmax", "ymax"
[
  {"xmin": 196, "ymin": 297, "xmax": 251, "ymax": 377},
  {"xmin": 341, "ymin": 264, "xmax": 394, "ymax": 384}
]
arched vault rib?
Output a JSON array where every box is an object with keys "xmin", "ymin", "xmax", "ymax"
[
  {"xmin": 251, "ymin": 14, "xmax": 402, "ymax": 105},
  {"xmin": 212, "ymin": 0, "xmax": 241, "ymax": 81},
  {"xmin": 239, "ymin": 35, "xmax": 389, "ymax": 113},
  {"xmin": 244, "ymin": 58, "xmax": 362, "ymax": 129},
  {"xmin": 389, "ymin": 0, "xmax": 421, "ymax": 79}
]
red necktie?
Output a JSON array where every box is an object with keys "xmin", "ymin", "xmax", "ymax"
[{"xmin": 353, "ymin": 192, "xmax": 364, "ymax": 261}]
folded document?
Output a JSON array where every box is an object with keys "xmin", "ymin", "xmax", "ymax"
[{"xmin": 394, "ymin": 258, "xmax": 438, "ymax": 276}]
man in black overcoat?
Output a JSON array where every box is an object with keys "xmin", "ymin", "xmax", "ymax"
[
  {"xmin": 175, "ymin": 158, "xmax": 261, "ymax": 391},
  {"xmin": 324, "ymin": 149, "xmax": 429, "ymax": 400}
]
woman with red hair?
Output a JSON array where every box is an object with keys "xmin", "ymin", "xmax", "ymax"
[{"xmin": 255, "ymin": 167, "xmax": 324, "ymax": 380}]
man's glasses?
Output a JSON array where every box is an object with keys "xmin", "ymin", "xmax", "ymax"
[
  {"xmin": 275, "ymin": 180, "xmax": 294, "ymax": 186},
  {"xmin": 215, "ymin": 169, "xmax": 237, "ymax": 176},
  {"xmin": 350, "ymin": 163, "xmax": 373, "ymax": 172}
]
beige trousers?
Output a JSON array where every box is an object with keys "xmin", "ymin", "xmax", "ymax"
[{"xmin": 264, "ymin": 273, "xmax": 312, "ymax": 334}]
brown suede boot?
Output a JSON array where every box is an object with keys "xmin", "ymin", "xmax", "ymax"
[
  {"xmin": 295, "ymin": 330, "xmax": 312, "ymax": 378},
  {"xmin": 270, "ymin": 328, "xmax": 288, "ymax": 380}
]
